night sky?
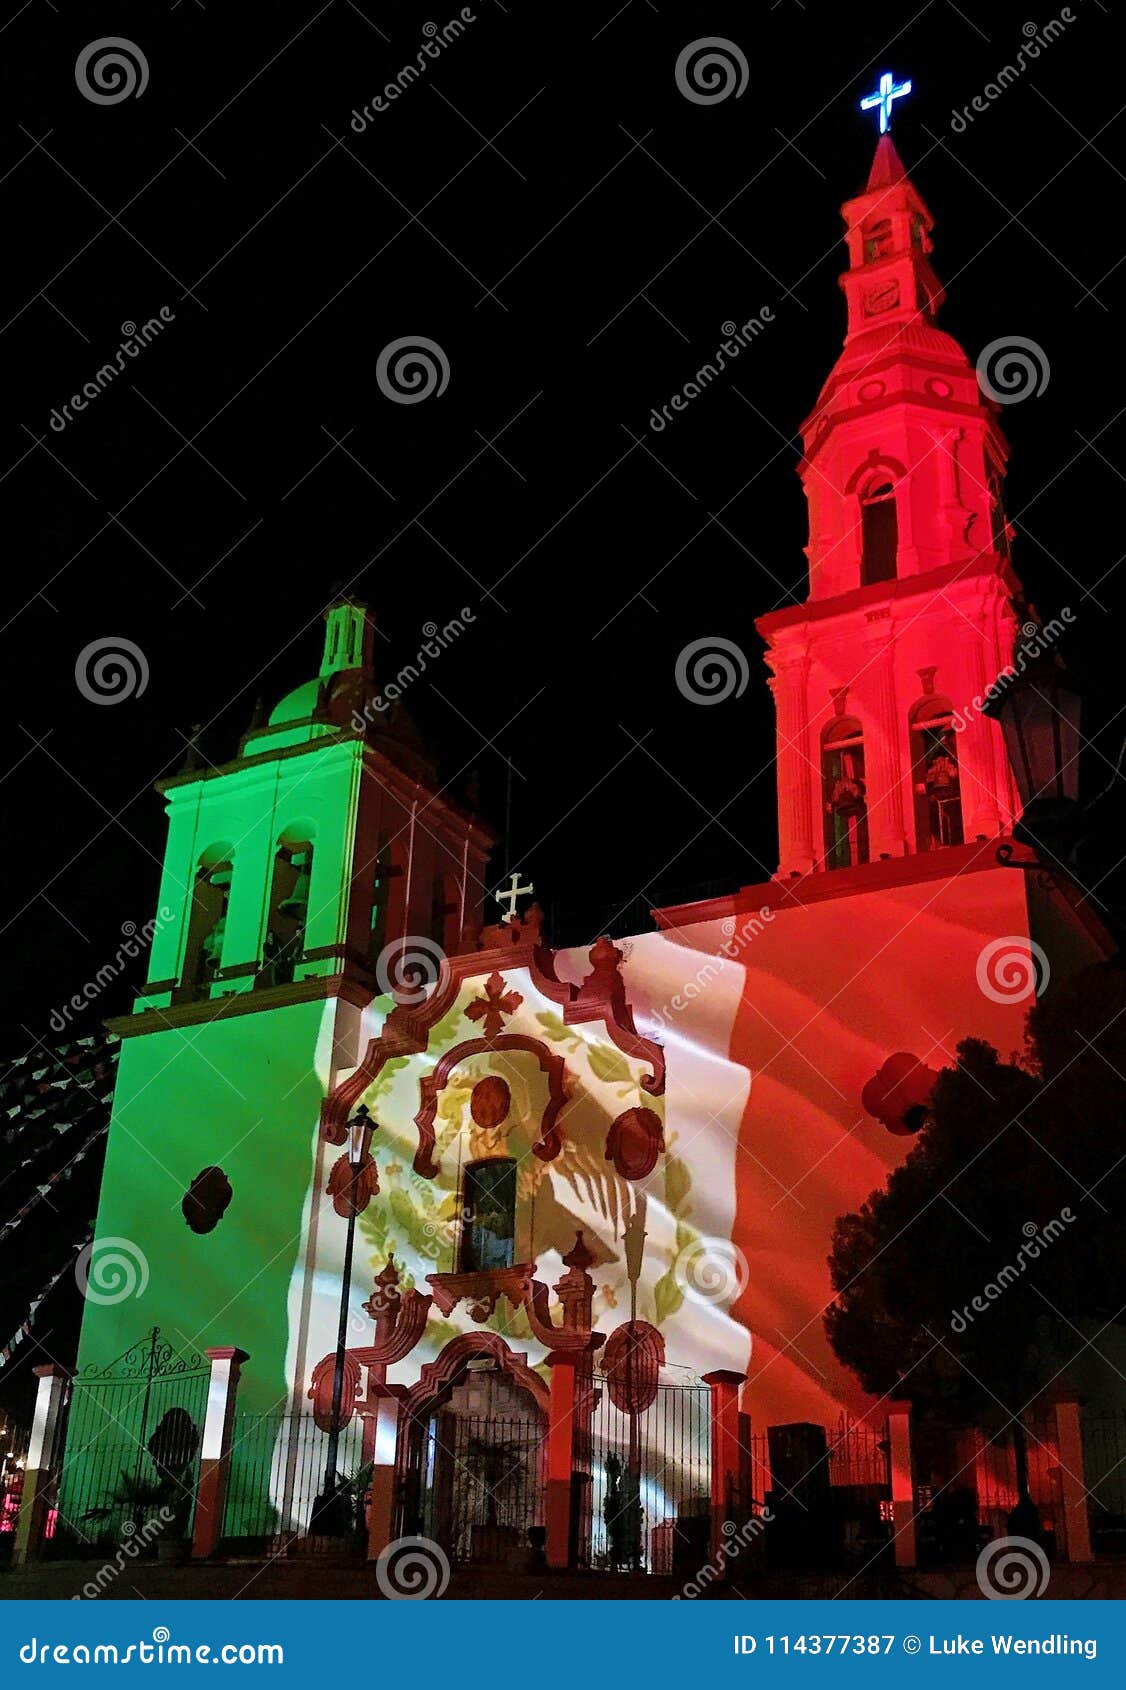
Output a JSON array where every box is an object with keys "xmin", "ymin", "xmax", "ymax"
[{"xmin": 0, "ymin": 3, "xmax": 1123, "ymax": 1163}]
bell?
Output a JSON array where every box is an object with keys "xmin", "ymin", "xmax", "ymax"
[{"xmin": 278, "ymin": 866, "xmax": 311, "ymax": 920}]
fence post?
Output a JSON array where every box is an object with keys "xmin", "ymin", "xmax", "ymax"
[
  {"xmin": 544, "ymin": 1353, "xmax": 577, "ymax": 1569},
  {"xmin": 1051, "ymin": 1391, "xmax": 1093, "ymax": 1564},
  {"xmin": 887, "ymin": 1399, "xmax": 916, "ymax": 1568},
  {"xmin": 703, "ymin": 1370, "xmax": 746, "ymax": 1575},
  {"xmin": 365, "ymin": 1394, "xmax": 402, "ymax": 1561},
  {"xmin": 192, "ymin": 1346, "xmax": 248, "ymax": 1561},
  {"xmin": 12, "ymin": 1364, "xmax": 70, "ymax": 1566}
]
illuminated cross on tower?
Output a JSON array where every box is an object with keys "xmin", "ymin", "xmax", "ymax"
[
  {"xmin": 860, "ymin": 70, "xmax": 912, "ymax": 134},
  {"xmin": 494, "ymin": 870, "xmax": 533, "ymax": 923}
]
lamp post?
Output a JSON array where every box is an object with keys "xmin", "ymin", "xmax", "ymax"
[
  {"xmin": 314, "ymin": 1104, "xmax": 374, "ymax": 1535},
  {"xmin": 985, "ymin": 654, "xmax": 1124, "ymax": 947}
]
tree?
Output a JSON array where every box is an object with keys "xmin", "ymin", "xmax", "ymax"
[{"xmin": 825, "ymin": 961, "xmax": 1126, "ymax": 1520}]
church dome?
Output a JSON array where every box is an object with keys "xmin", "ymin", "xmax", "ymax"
[{"xmin": 268, "ymin": 678, "xmax": 321, "ymax": 726}]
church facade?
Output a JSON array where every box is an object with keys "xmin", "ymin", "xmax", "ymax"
[{"xmin": 38, "ymin": 135, "xmax": 1109, "ymax": 1572}]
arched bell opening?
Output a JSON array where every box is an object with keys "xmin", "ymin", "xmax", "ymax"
[
  {"xmin": 175, "ymin": 844, "xmax": 234, "ymax": 1003},
  {"xmin": 260, "ymin": 824, "xmax": 316, "ymax": 988}
]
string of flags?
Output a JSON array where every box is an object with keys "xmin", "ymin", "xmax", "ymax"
[
  {"xmin": 0, "ymin": 1122, "xmax": 109, "ymax": 1245},
  {"xmin": 0, "ymin": 1233, "xmax": 91, "ymax": 1371}
]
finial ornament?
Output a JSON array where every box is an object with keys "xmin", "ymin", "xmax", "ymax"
[{"xmin": 860, "ymin": 70, "xmax": 911, "ymax": 133}]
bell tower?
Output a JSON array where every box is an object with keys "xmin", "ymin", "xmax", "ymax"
[
  {"xmin": 75, "ymin": 601, "xmax": 494, "ymax": 1417},
  {"xmin": 757, "ymin": 131, "xmax": 1022, "ymax": 878}
]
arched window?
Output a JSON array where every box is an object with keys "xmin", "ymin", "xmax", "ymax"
[
  {"xmin": 910, "ymin": 699, "xmax": 964, "ymax": 850},
  {"xmin": 459, "ymin": 1158, "xmax": 517, "ymax": 1273},
  {"xmin": 177, "ymin": 847, "xmax": 233, "ymax": 1001},
  {"xmin": 864, "ymin": 218, "xmax": 893, "ymax": 261},
  {"xmin": 822, "ymin": 719, "xmax": 869, "ymax": 870},
  {"xmin": 261, "ymin": 831, "xmax": 314, "ymax": 988},
  {"xmin": 860, "ymin": 479, "xmax": 898, "ymax": 585}
]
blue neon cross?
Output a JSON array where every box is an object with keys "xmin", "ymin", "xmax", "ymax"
[{"xmin": 860, "ymin": 71, "xmax": 912, "ymax": 134}]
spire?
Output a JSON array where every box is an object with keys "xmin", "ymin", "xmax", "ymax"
[
  {"xmin": 320, "ymin": 597, "xmax": 373, "ymax": 679},
  {"xmin": 866, "ymin": 133, "xmax": 906, "ymax": 191}
]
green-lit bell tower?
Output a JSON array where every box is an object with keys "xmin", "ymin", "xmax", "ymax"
[{"xmin": 73, "ymin": 601, "xmax": 494, "ymax": 1421}]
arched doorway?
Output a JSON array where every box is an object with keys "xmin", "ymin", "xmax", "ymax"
[{"xmin": 396, "ymin": 1335, "xmax": 548, "ymax": 1565}]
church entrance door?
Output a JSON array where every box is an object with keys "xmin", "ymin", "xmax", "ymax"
[{"xmin": 399, "ymin": 1357, "xmax": 546, "ymax": 1566}]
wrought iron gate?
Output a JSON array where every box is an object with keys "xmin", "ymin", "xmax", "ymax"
[
  {"xmin": 52, "ymin": 1328, "xmax": 210, "ymax": 1553},
  {"xmin": 583, "ymin": 1379, "xmax": 711, "ymax": 1574},
  {"xmin": 413, "ymin": 1411, "xmax": 545, "ymax": 1565}
]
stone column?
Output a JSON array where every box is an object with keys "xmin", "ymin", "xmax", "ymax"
[
  {"xmin": 703, "ymin": 1370, "xmax": 746, "ymax": 1574},
  {"xmin": 1051, "ymin": 1392, "xmax": 1093, "ymax": 1564},
  {"xmin": 768, "ymin": 656, "xmax": 816, "ymax": 877},
  {"xmin": 887, "ymin": 1399, "xmax": 917, "ymax": 1567},
  {"xmin": 12, "ymin": 1364, "xmax": 70, "ymax": 1566},
  {"xmin": 544, "ymin": 1353, "xmax": 578, "ymax": 1569},
  {"xmin": 863, "ymin": 621, "xmax": 909, "ymax": 860},
  {"xmin": 192, "ymin": 1346, "xmax": 248, "ymax": 1560},
  {"xmin": 365, "ymin": 1394, "xmax": 402, "ymax": 1561}
]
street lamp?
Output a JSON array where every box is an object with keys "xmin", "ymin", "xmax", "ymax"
[
  {"xmin": 983, "ymin": 655, "xmax": 1082, "ymax": 861},
  {"xmin": 314, "ymin": 1104, "xmax": 375, "ymax": 1535}
]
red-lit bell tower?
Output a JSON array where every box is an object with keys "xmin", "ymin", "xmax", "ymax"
[{"xmin": 758, "ymin": 134, "xmax": 1021, "ymax": 878}]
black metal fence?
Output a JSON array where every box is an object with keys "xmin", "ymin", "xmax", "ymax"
[
  {"xmin": 222, "ymin": 1410, "xmax": 366, "ymax": 1553},
  {"xmin": 1081, "ymin": 1409, "xmax": 1126, "ymax": 1555},
  {"xmin": 52, "ymin": 1329, "xmax": 210, "ymax": 1555},
  {"xmin": 582, "ymin": 1379, "xmax": 711, "ymax": 1574}
]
